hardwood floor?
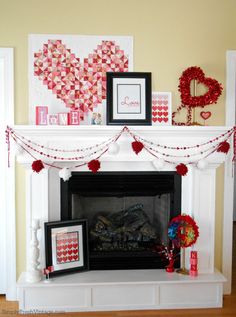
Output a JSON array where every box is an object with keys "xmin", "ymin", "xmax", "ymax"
[{"xmin": 1, "ymin": 224, "xmax": 236, "ymax": 317}]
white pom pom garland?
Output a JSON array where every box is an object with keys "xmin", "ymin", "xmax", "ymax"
[
  {"xmin": 152, "ymin": 159, "xmax": 165, "ymax": 170},
  {"xmin": 197, "ymin": 159, "xmax": 208, "ymax": 170},
  {"xmin": 59, "ymin": 168, "xmax": 72, "ymax": 182},
  {"xmin": 108, "ymin": 142, "xmax": 120, "ymax": 155}
]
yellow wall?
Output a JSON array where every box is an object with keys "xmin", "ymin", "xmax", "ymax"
[{"xmin": 1, "ymin": 0, "xmax": 236, "ymax": 276}]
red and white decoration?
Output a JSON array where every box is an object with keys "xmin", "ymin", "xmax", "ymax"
[
  {"xmin": 6, "ymin": 125, "xmax": 235, "ymax": 179},
  {"xmin": 152, "ymin": 92, "xmax": 172, "ymax": 126},
  {"xmin": 172, "ymin": 66, "xmax": 223, "ymax": 126},
  {"xmin": 29, "ymin": 35, "xmax": 133, "ymax": 124},
  {"xmin": 56, "ymin": 232, "xmax": 79, "ymax": 264},
  {"xmin": 190, "ymin": 251, "xmax": 198, "ymax": 277},
  {"xmin": 16, "ymin": 125, "xmax": 230, "ymax": 312}
]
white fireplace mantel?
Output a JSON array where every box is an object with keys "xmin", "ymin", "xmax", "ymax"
[{"xmin": 15, "ymin": 125, "xmax": 233, "ymax": 312}]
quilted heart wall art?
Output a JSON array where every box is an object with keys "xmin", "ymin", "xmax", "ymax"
[{"xmin": 29, "ymin": 34, "xmax": 133, "ymax": 124}]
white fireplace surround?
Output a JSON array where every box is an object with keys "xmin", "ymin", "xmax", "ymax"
[{"xmin": 16, "ymin": 125, "xmax": 232, "ymax": 312}]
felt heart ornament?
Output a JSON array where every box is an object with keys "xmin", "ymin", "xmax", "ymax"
[
  {"xmin": 34, "ymin": 40, "xmax": 129, "ymax": 113},
  {"xmin": 200, "ymin": 111, "xmax": 211, "ymax": 120},
  {"xmin": 179, "ymin": 66, "xmax": 223, "ymax": 108}
]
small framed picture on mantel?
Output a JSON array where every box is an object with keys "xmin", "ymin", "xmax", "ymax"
[{"xmin": 106, "ymin": 72, "xmax": 152, "ymax": 125}]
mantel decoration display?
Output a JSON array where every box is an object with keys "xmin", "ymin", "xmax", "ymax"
[
  {"xmin": 172, "ymin": 66, "xmax": 223, "ymax": 126},
  {"xmin": 168, "ymin": 214, "xmax": 199, "ymax": 274},
  {"xmin": 5, "ymin": 125, "xmax": 235, "ymax": 181}
]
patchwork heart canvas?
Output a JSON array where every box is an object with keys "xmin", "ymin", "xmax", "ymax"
[
  {"xmin": 29, "ymin": 34, "xmax": 133, "ymax": 124},
  {"xmin": 152, "ymin": 92, "xmax": 172, "ymax": 126}
]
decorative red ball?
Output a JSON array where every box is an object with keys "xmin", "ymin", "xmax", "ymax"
[
  {"xmin": 88, "ymin": 159, "xmax": 101, "ymax": 173},
  {"xmin": 176, "ymin": 163, "xmax": 188, "ymax": 176},
  {"xmin": 217, "ymin": 141, "xmax": 230, "ymax": 154},
  {"xmin": 178, "ymin": 66, "xmax": 223, "ymax": 108},
  {"xmin": 132, "ymin": 141, "xmax": 144, "ymax": 155},
  {"xmin": 32, "ymin": 160, "xmax": 44, "ymax": 173}
]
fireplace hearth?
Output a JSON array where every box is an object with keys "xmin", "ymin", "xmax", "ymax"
[{"xmin": 61, "ymin": 171, "xmax": 181, "ymax": 270}]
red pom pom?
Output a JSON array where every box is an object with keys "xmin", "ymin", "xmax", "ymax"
[
  {"xmin": 88, "ymin": 159, "xmax": 101, "ymax": 173},
  {"xmin": 132, "ymin": 141, "xmax": 144, "ymax": 155},
  {"xmin": 176, "ymin": 163, "xmax": 188, "ymax": 176},
  {"xmin": 32, "ymin": 160, "xmax": 44, "ymax": 173},
  {"xmin": 217, "ymin": 141, "xmax": 230, "ymax": 154}
]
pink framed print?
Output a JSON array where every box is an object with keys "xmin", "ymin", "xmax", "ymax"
[{"xmin": 152, "ymin": 92, "xmax": 172, "ymax": 126}]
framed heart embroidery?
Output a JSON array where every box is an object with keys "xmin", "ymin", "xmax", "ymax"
[
  {"xmin": 152, "ymin": 92, "xmax": 172, "ymax": 126},
  {"xmin": 29, "ymin": 34, "xmax": 133, "ymax": 124}
]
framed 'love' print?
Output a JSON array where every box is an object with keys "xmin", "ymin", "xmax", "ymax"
[
  {"xmin": 106, "ymin": 72, "xmax": 151, "ymax": 125},
  {"xmin": 44, "ymin": 219, "xmax": 89, "ymax": 276},
  {"xmin": 152, "ymin": 92, "xmax": 172, "ymax": 126}
]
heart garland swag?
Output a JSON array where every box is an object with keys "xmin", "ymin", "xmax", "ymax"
[
  {"xmin": 5, "ymin": 125, "xmax": 235, "ymax": 181},
  {"xmin": 172, "ymin": 66, "xmax": 223, "ymax": 126}
]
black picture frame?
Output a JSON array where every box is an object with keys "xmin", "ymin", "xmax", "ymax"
[
  {"xmin": 44, "ymin": 219, "xmax": 89, "ymax": 276},
  {"xmin": 106, "ymin": 72, "xmax": 152, "ymax": 125}
]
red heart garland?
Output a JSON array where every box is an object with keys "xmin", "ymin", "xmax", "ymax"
[
  {"xmin": 179, "ymin": 66, "xmax": 223, "ymax": 108},
  {"xmin": 217, "ymin": 141, "xmax": 230, "ymax": 154},
  {"xmin": 88, "ymin": 159, "xmax": 101, "ymax": 173},
  {"xmin": 132, "ymin": 141, "xmax": 144, "ymax": 155}
]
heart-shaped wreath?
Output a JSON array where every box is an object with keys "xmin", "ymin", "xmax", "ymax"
[{"xmin": 172, "ymin": 66, "xmax": 223, "ymax": 125}]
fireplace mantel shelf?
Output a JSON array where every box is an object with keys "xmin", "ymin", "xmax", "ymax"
[
  {"xmin": 12, "ymin": 124, "xmax": 232, "ymax": 138},
  {"xmin": 13, "ymin": 125, "xmax": 233, "ymax": 166}
]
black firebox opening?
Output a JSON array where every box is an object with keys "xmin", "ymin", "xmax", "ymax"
[{"xmin": 61, "ymin": 172, "xmax": 181, "ymax": 270}]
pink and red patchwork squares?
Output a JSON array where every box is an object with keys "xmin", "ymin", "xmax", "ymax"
[
  {"xmin": 56, "ymin": 231, "xmax": 79, "ymax": 264},
  {"xmin": 34, "ymin": 40, "xmax": 129, "ymax": 114}
]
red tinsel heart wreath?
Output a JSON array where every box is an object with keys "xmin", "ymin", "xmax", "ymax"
[{"xmin": 179, "ymin": 66, "xmax": 223, "ymax": 108}]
